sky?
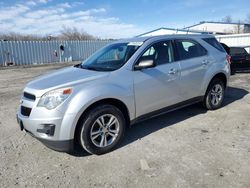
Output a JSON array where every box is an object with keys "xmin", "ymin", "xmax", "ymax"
[{"xmin": 0, "ymin": 0, "xmax": 250, "ymax": 39}]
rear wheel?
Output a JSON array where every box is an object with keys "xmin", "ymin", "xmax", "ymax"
[
  {"xmin": 77, "ymin": 104, "xmax": 126, "ymax": 155},
  {"xmin": 203, "ymin": 79, "xmax": 225, "ymax": 110}
]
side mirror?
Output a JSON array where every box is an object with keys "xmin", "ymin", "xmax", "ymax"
[{"xmin": 134, "ymin": 59, "xmax": 156, "ymax": 70}]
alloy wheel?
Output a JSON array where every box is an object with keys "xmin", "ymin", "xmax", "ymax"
[
  {"xmin": 90, "ymin": 114, "xmax": 120, "ymax": 148},
  {"xmin": 210, "ymin": 84, "xmax": 223, "ymax": 106}
]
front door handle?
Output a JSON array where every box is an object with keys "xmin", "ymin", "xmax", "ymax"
[
  {"xmin": 168, "ymin": 69, "xmax": 177, "ymax": 75},
  {"xmin": 202, "ymin": 60, "xmax": 209, "ymax": 65}
]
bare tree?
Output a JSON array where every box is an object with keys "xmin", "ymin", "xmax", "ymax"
[
  {"xmin": 222, "ymin": 15, "xmax": 232, "ymax": 23},
  {"xmin": 0, "ymin": 27, "xmax": 98, "ymax": 41},
  {"xmin": 235, "ymin": 20, "xmax": 242, "ymax": 34},
  {"xmin": 59, "ymin": 27, "xmax": 96, "ymax": 41},
  {"xmin": 0, "ymin": 32, "xmax": 47, "ymax": 41},
  {"xmin": 246, "ymin": 13, "xmax": 250, "ymax": 24}
]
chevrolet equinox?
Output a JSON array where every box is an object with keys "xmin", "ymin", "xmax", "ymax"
[{"xmin": 17, "ymin": 35, "xmax": 231, "ymax": 155}]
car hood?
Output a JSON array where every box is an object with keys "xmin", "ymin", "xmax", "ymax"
[{"xmin": 25, "ymin": 66, "xmax": 109, "ymax": 97}]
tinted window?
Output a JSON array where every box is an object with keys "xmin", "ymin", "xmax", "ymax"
[
  {"xmin": 203, "ymin": 38, "xmax": 225, "ymax": 52},
  {"xmin": 175, "ymin": 40, "xmax": 207, "ymax": 60},
  {"xmin": 230, "ymin": 47, "xmax": 248, "ymax": 56},
  {"xmin": 139, "ymin": 41, "xmax": 173, "ymax": 65},
  {"xmin": 220, "ymin": 43, "xmax": 230, "ymax": 54}
]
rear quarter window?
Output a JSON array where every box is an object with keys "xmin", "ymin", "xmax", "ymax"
[
  {"xmin": 203, "ymin": 38, "xmax": 225, "ymax": 52},
  {"xmin": 175, "ymin": 39, "xmax": 207, "ymax": 61},
  {"xmin": 230, "ymin": 47, "xmax": 248, "ymax": 56}
]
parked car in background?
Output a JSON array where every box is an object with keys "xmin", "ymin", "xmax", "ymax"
[
  {"xmin": 220, "ymin": 43, "xmax": 250, "ymax": 74},
  {"xmin": 17, "ymin": 34, "xmax": 230, "ymax": 155},
  {"xmin": 230, "ymin": 47, "xmax": 250, "ymax": 74}
]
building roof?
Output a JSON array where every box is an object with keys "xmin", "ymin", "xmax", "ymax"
[{"xmin": 184, "ymin": 21, "xmax": 250, "ymax": 29}]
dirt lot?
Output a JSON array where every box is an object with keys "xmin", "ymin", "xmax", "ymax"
[{"xmin": 0, "ymin": 64, "xmax": 250, "ymax": 188}]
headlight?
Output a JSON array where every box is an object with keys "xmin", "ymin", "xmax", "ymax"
[{"xmin": 37, "ymin": 88, "xmax": 72, "ymax": 110}]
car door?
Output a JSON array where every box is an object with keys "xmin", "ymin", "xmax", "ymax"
[
  {"xmin": 174, "ymin": 39, "xmax": 209, "ymax": 100},
  {"xmin": 133, "ymin": 40, "xmax": 182, "ymax": 117}
]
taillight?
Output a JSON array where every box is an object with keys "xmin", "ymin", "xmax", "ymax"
[{"xmin": 226, "ymin": 54, "xmax": 231, "ymax": 64}]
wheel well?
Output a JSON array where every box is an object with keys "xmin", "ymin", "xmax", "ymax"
[
  {"xmin": 211, "ymin": 73, "xmax": 227, "ymax": 87},
  {"xmin": 74, "ymin": 98, "xmax": 130, "ymax": 139}
]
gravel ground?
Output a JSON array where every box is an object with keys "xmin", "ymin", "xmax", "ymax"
[{"xmin": 0, "ymin": 64, "xmax": 250, "ymax": 188}]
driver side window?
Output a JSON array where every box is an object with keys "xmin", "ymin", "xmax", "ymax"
[
  {"xmin": 140, "ymin": 41, "xmax": 173, "ymax": 66},
  {"xmin": 98, "ymin": 46, "xmax": 127, "ymax": 62}
]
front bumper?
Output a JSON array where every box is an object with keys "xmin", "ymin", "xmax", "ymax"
[
  {"xmin": 16, "ymin": 113, "xmax": 74, "ymax": 152},
  {"xmin": 16, "ymin": 90, "xmax": 78, "ymax": 153},
  {"xmin": 38, "ymin": 138, "xmax": 74, "ymax": 152}
]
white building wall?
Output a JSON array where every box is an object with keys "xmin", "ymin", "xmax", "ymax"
[
  {"xmin": 188, "ymin": 23, "xmax": 246, "ymax": 34},
  {"xmin": 216, "ymin": 33, "xmax": 250, "ymax": 53}
]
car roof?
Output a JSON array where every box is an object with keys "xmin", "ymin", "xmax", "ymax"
[
  {"xmin": 116, "ymin": 34, "xmax": 215, "ymax": 43},
  {"xmin": 230, "ymin": 46, "xmax": 250, "ymax": 48}
]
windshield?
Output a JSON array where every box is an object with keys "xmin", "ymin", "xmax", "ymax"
[{"xmin": 79, "ymin": 42, "xmax": 143, "ymax": 71}]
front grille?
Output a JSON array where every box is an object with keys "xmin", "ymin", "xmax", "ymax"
[
  {"xmin": 21, "ymin": 106, "xmax": 32, "ymax": 117},
  {"xmin": 23, "ymin": 92, "xmax": 36, "ymax": 101}
]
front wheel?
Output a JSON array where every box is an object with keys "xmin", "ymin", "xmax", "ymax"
[
  {"xmin": 77, "ymin": 104, "xmax": 126, "ymax": 155},
  {"xmin": 203, "ymin": 79, "xmax": 225, "ymax": 110}
]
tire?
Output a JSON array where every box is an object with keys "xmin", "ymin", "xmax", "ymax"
[
  {"xmin": 203, "ymin": 78, "xmax": 225, "ymax": 110},
  {"xmin": 77, "ymin": 104, "xmax": 126, "ymax": 155}
]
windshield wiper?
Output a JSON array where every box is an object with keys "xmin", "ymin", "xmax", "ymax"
[
  {"xmin": 75, "ymin": 64, "xmax": 112, "ymax": 71},
  {"xmin": 84, "ymin": 66, "xmax": 100, "ymax": 71},
  {"xmin": 73, "ymin": 63, "xmax": 81, "ymax": 68},
  {"xmin": 78, "ymin": 64, "xmax": 103, "ymax": 71}
]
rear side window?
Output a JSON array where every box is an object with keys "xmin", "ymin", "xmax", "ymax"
[
  {"xmin": 175, "ymin": 40, "xmax": 207, "ymax": 60},
  {"xmin": 230, "ymin": 47, "xmax": 248, "ymax": 56},
  {"xmin": 203, "ymin": 38, "xmax": 225, "ymax": 52}
]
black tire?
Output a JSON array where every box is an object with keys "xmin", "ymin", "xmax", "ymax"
[
  {"xmin": 77, "ymin": 104, "xmax": 126, "ymax": 155},
  {"xmin": 203, "ymin": 78, "xmax": 225, "ymax": 110}
]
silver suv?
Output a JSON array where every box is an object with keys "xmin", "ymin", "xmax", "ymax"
[{"xmin": 16, "ymin": 35, "xmax": 230, "ymax": 155}]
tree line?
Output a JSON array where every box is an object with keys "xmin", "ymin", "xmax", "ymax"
[
  {"xmin": 222, "ymin": 14, "xmax": 250, "ymax": 24},
  {"xmin": 0, "ymin": 27, "xmax": 111, "ymax": 41},
  {"xmin": 219, "ymin": 14, "xmax": 250, "ymax": 34}
]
